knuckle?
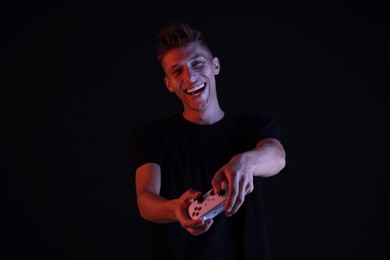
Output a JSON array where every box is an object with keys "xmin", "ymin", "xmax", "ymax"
[
  {"xmin": 236, "ymin": 197, "xmax": 244, "ymax": 205},
  {"xmin": 247, "ymin": 184, "xmax": 254, "ymax": 194},
  {"xmin": 230, "ymin": 190, "xmax": 238, "ymax": 197}
]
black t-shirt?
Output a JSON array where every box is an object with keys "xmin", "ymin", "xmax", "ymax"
[{"xmin": 132, "ymin": 111, "xmax": 282, "ymax": 260}]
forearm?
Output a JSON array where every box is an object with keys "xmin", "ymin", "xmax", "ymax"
[
  {"xmin": 240, "ymin": 138, "xmax": 286, "ymax": 177},
  {"xmin": 137, "ymin": 191, "xmax": 178, "ymax": 223}
]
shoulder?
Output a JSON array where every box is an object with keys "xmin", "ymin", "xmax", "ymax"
[
  {"xmin": 225, "ymin": 111, "xmax": 274, "ymax": 125},
  {"xmin": 225, "ymin": 110, "xmax": 281, "ymax": 139},
  {"xmin": 132, "ymin": 114, "xmax": 182, "ymax": 137}
]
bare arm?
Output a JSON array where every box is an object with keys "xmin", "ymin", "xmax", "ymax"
[
  {"xmin": 242, "ymin": 137, "xmax": 286, "ymax": 177},
  {"xmin": 212, "ymin": 138, "xmax": 286, "ymax": 216},
  {"xmin": 135, "ymin": 163, "xmax": 176, "ymax": 223},
  {"xmin": 135, "ymin": 163, "xmax": 213, "ymax": 235}
]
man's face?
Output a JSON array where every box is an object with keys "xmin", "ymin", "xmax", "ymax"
[{"xmin": 161, "ymin": 41, "xmax": 220, "ymax": 114}]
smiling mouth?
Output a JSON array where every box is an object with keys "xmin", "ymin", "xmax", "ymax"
[{"xmin": 185, "ymin": 83, "xmax": 206, "ymax": 95}]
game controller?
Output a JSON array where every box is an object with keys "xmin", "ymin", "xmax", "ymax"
[{"xmin": 187, "ymin": 183, "xmax": 228, "ymax": 221}]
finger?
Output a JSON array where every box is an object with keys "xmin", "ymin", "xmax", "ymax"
[
  {"xmin": 227, "ymin": 178, "xmax": 251, "ymax": 216},
  {"xmin": 181, "ymin": 218, "xmax": 203, "ymax": 229},
  {"xmin": 180, "ymin": 191, "xmax": 202, "ymax": 220},
  {"xmin": 211, "ymin": 169, "xmax": 223, "ymax": 193},
  {"xmin": 186, "ymin": 188, "xmax": 202, "ymax": 199},
  {"xmin": 182, "ymin": 190, "xmax": 202, "ymax": 210},
  {"xmin": 188, "ymin": 218, "xmax": 214, "ymax": 236},
  {"xmin": 227, "ymin": 186, "xmax": 245, "ymax": 216},
  {"xmin": 245, "ymin": 181, "xmax": 254, "ymax": 195},
  {"xmin": 225, "ymin": 179, "xmax": 238, "ymax": 214}
]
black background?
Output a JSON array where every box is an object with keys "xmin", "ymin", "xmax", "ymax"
[{"xmin": 2, "ymin": 1, "xmax": 389, "ymax": 259}]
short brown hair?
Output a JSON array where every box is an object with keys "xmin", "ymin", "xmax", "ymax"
[{"xmin": 155, "ymin": 22, "xmax": 212, "ymax": 63}]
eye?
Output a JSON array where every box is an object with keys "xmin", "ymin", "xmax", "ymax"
[
  {"xmin": 172, "ymin": 68, "xmax": 183, "ymax": 75},
  {"xmin": 192, "ymin": 59, "xmax": 205, "ymax": 68}
]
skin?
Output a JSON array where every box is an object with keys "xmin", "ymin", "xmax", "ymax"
[
  {"xmin": 136, "ymin": 41, "xmax": 286, "ymax": 236},
  {"xmin": 162, "ymin": 41, "xmax": 223, "ymax": 125}
]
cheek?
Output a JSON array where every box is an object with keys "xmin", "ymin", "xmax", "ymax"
[
  {"xmin": 169, "ymin": 80, "xmax": 184, "ymax": 93},
  {"xmin": 202, "ymin": 67, "xmax": 216, "ymax": 77}
]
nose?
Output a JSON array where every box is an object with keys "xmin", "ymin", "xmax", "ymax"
[{"xmin": 183, "ymin": 66, "xmax": 196, "ymax": 83}]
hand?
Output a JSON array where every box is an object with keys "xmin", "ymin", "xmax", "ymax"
[
  {"xmin": 211, "ymin": 154, "xmax": 254, "ymax": 217},
  {"xmin": 175, "ymin": 189, "xmax": 214, "ymax": 236}
]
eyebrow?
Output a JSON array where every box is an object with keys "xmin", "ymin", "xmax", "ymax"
[
  {"xmin": 168, "ymin": 64, "xmax": 181, "ymax": 74},
  {"xmin": 168, "ymin": 54, "xmax": 206, "ymax": 73}
]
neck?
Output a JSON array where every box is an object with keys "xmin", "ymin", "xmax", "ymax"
[{"xmin": 183, "ymin": 106, "xmax": 224, "ymax": 125}]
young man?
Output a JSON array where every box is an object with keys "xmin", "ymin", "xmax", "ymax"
[{"xmin": 132, "ymin": 22, "xmax": 286, "ymax": 259}]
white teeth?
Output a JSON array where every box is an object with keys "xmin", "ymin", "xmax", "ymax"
[{"xmin": 186, "ymin": 83, "xmax": 205, "ymax": 94}]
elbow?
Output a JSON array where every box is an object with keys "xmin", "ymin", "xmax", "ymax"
[
  {"xmin": 138, "ymin": 209, "xmax": 148, "ymax": 221},
  {"xmin": 266, "ymin": 145, "xmax": 286, "ymax": 177},
  {"xmin": 274, "ymin": 144, "xmax": 286, "ymax": 174},
  {"xmin": 275, "ymin": 156, "xmax": 286, "ymax": 174},
  {"xmin": 136, "ymin": 196, "xmax": 151, "ymax": 221},
  {"xmin": 136, "ymin": 203, "xmax": 147, "ymax": 221},
  {"xmin": 263, "ymin": 156, "xmax": 285, "ymax": 177}
]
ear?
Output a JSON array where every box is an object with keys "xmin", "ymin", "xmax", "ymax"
[
  {"xmin": 164, "ymin": 76, "xmax": 174, "ymax": 93},
  {"xmin": 213, "ymin": 57, "xmax": 220, "ymax": 75}
]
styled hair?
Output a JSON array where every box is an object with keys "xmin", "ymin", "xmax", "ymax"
[{"xmin": 155, "ymin": 22, "xmax": 212, "ymax": 63}]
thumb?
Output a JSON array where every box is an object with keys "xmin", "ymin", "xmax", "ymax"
[{"xmin": 186, "ymin": 188, "xmax": 202, "ymax": 200}]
